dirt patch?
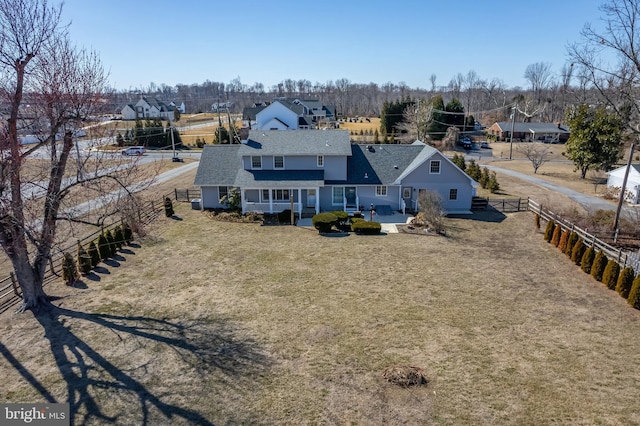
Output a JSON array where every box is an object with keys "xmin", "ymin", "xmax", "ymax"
[{"xmin": 382, "ymin": 365, "xmax": 429, "ymax": 387}]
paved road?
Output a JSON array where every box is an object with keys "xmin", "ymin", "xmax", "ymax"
[{"xmin": 484, "ymin": 163, "xmax": 640, "ymax": 218}]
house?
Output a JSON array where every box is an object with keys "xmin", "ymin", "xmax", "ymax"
[
  {"xmin": 487, "ymin": 122, "xmax": 570, "ymax": 143},
  {"xmin": 120, "ymin": 97, "xmax": 182, "ymax": 120},
  {"xmin": 194, "ymin": 129, "xmax": 477, "ymax": 217},
  {"xmin": 607, "ymin": 165, "xmax": 640, "ymax": 203},
  {"xmin": 241, "ymin": 98, "xmax": 336, "ymax": 130}
]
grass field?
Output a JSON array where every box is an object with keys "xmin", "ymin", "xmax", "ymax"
[{"xmin": 1, "ymin": 202, "xmax": 639, "ymax": 424}]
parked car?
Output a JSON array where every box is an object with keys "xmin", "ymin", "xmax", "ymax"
[
  {"xmin": 462, "ymin": 141, "xmax": 472, "ymax": 150},
  {"xmin": 121, "ymin": 146, "xmax": 145, "ymax": 156},
  {"xmin": 480, "ymin": 141, "xmax": 490, "ymax": 149}
]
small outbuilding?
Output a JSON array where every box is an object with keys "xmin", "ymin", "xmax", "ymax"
[{"xmin": 606, "ymin": 164, "xmax": 640, "ymax": 203}]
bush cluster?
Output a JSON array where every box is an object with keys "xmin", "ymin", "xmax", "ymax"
[
  {"xmin": 312, "ymin": 212, "xmax": 337, "ymax": 233},
  {"xmin": 351, "ymin": 221, "xmax": 382, "ymax": 235},
  {"xmin": 544, "ymin": 220, "xmax": 555, "ymax": 242}
]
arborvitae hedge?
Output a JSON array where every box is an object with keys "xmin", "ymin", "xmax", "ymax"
[
  {"xmin": 558, "ymin": 230, "xmax": 570, "ymax": 253},
  {"xmin": 98, "ymin": 233, "xmax": 110, "ymax": 260},
  {"xmin": 534, "ymin": 213, "xmax": 540, "ymax": 229},
  {"xmin": 566, "ymin": 232, "xmax": 579, "ymax": 256},
  {"xmin": 628, "ymin": 275, "xmax": 640, "ymax": 309},
  {"xmin": 88, "ymin": 241, "xmax": 100, "ymax": 267},
  {"xmin": 591, "ymin": 250, "xmax": 608, "ymax": 282},
  {"xmin": 62, "ymin": 252, "xmax": 77, "ymax": 285},
  {"xmin": 77, "ymin": 242, "xmax": 92, "ymax": 275},
  {"xmin": 581, "ymin": 246, "xmax": 596, "ymax": 274},
  {"xmin": 571, "ymin": 238, "xmax": 585, "ymax": 265},
  {"xmin": 615, "ymin": 267, "xmax": 635, "ymax": 299},
  {"xmin": 544, "ymin": 220, "xmax": 555, "ymax": 242},
  {"xmin": 602, "ymin": 259, "xmax": 620, "ymax": 290},
  {"xmin": 551, "ymin": 225, "xmax": 562, "ymax": 247}
]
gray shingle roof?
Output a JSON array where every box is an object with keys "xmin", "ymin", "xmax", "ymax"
[
  {"xmin": 194, "ymin": 144, "xmax": 241, "ymax": 186},
  {"xmin": 238, "ymin": 130, "xmax": 351, "ymax": 156},
  {"xmin": 235, "ymin": 170, "xmax": 325, "ymax": 188},
  {"xmin": 331, "ymin": 143, "xmax": 435, "ymax": 185}
]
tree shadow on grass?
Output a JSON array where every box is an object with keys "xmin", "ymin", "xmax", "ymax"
[{"xmin": 30, "ymin": 306, "xmax": 270, "ymax": 425}]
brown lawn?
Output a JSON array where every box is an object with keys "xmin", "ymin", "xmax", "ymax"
[{"xmin": 1, "ymin": 200, "xmax": 639, "ymax": 424}]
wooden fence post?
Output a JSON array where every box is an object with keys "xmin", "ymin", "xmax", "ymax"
[
  {"xmin": 10, "ymin": 272, "xmax": 21, "ymax": 298},
  {"xmin": 174, "ymin": 188, "xmax": 178, "ymax": 200}
]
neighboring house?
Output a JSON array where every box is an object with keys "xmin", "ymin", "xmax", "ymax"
[
  {"xmin": 211, "ymin": 101, "xmax": 233, "ymax": 112},
  {"xmin": 241, "ymin": 98, "xmax": 336, "ymax": 130},
  {"xmin": 120, "ymin": 97, "xmax": 182, "ymax": 120},
  {"xmin": 607, "ymin": 165, "xmax": 640, "ymax": 203},
  {"xmin": 194, "ymin": 129, "xmax": 477, "ymax": 217},
  {"xmin": 487, "ymin": 122, "xmax": 570, "ymax": 143}
]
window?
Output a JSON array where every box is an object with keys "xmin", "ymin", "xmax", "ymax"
[
  {"xmin": 261, "ymin": 189, "xmax": 291, "ymax": 201},
  {"xmin": 272, "ymin": 189, "xmax": 290, "ymax": 201},
  {"xmin": 332, "ymin": 187, "xmax": 344, "ymax": 205},
  {"xmin": 375, "ymin": 186, "xmax": 387, "ymax": 196},
  {"xmin": 251, "ymin": 156, "xmax": 262, "ymax": 169},
  {"xmin": 219, "ymin": 186, "xmax": 228, "ymax": 200},
  {"xmin": 402, "ymin": 188, "xmax": 411, "ymax": 198},
  {"xmin": 317, "ymin": 155, "xmax": 324, "ymax": 167},
  {"xmin": 274, "ymin": 156, "xmax": 284, "ymax": 169},
  {"xmin": 430, "ymin": 160, "xmax": 440, "ymax": 174},
  {"xmin": 449, "ymin": 188, "xmax": 458, "ymax": 200}
]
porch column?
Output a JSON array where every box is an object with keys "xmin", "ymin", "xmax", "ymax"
[
  {"xmin": 268, "ymin": 189, "xmax": 273, "ymax": 213},
  {"xmin": 297, "ymin": 189, "xmax": 302, "ymax": 217},
  {"xmin": 315, "ymin": 187, "xmax": 320, "ymax": 214},
  {"xmin": 241, "ymin": 189, "xmax": 246, "ymax": 214}
]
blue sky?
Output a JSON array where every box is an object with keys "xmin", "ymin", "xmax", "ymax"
[{"xmin": 61, "ymin": 0, "xmax": 606, "ymax": 91}]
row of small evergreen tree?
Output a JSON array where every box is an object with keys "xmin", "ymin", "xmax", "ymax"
[
  {"xmin": 115, "ymin": 117, "xmax": 183, "ymax": 149},
  {"xmin": 62, "ymin": 224, "xmax": 134, "ymax": 285},
  {"xmin": 452, "ymin": 154, "xmax": 500, "ymax": 193},
  {"xmin": 539, "ymin": 216, "xmax": 640, "ymax": 309}
]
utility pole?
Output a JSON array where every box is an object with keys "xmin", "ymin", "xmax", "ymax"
[
  {"xmin": 613, "ymin": 142, "xmax": 635, "ymax": 235},
  {"xmin": 509, "ymin": 104, "xmax": 516, "ymax": 160}
]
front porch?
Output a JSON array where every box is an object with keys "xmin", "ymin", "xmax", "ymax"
[{"xmin": 241, "ymin": 187, "xmax": 320, "ymax": 218}]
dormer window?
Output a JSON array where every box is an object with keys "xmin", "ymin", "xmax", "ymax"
[{"xmin": 251, "ymin": 156, "xmax": 262, "ymax": 169}]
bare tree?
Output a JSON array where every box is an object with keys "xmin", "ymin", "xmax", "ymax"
[
  {"xmin": 524, "ymin": 62, "xmax": 554, "ymax": 103},
  {"xmin": 394, "ymin": 99, "xmax": 432, "ymax": 143},
  {"xmin": 0, "ymin": 0, "xmax": 144, "ymax": 312},
  {"xmin": 518, "ymin": 144, "xmax": 551, "ymax": 173},
  {"xmin": 568, "ymin": 0, "xmax": 640, "ymax": 136},
  {"xmin": 417, "ymin": 190, "xmax": 446, "ymax": 234}
]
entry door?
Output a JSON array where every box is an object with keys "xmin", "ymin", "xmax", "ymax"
[
  {"xmin": 345, "ymin": 186, "xmax": 357, "ymax": 206},
  {"xmin": 307, "ymin": 189, "xmax": 316, "ymax": 207}
]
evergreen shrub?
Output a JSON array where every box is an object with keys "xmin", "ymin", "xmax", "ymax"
[
  {"xmin": 558, "ymin": 229, "xmax": 570, "ymax": 253},
  {"xmin": 591, "ymin": 250, "xmax": 608, "ymax": 282},
  {"xmin": 352, "ymin": 221, "xmax": 382, "ymax": 235},
  {"xmin": 581, "ymin": 246, "xmax": 595, "ymax": 274},
  {"xmin": 77, "ymin": 242, "xmax": 92, "ymax": 275},
  {"xmin": 615, "ymin": 267, "xmax": 635, "ymax": 299},
  {"xmin": 628, "ymin": 275, "xmax": 640, "ymax": 309},
  {"xmin": 62, "ymin": 252, "xmax": 77, "ymax": 285},
  {"xmin": 565, "ymin": 232, "xmax": 579, "ymax": 256},
  {"xmin": 571, "ymin": 238, "xmax": 585, "ymax": 265},
  {"xmin": 98, "ymin": 233, "xmax": 110, "ymax": 260},
  {"xmin": 88, "ymin": 241, "xmax": 100, "ymax": 267},
  {"xmin": 602, "ymin": 259, "xmax": 620, "ymax": 290},
  {"xmin": 544, "ymin": 220, "xmax": 555, "ymax": 242},
  {"xmin": 312, "ymin": 212, "xmax": 337, "ymax": 233},
  {"xmin": 551, "ymin": 225, "xmax": 562, "ymax": 247}
]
